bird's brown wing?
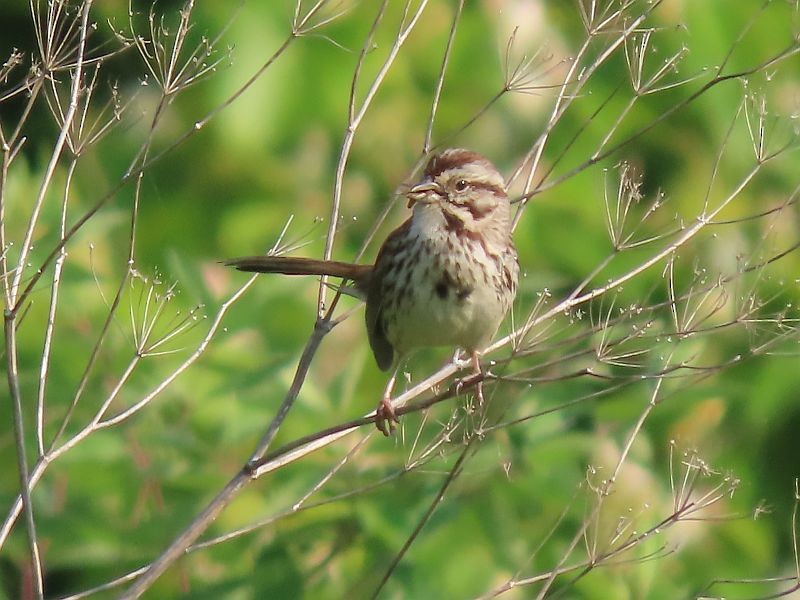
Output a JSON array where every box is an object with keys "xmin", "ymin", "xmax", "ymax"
[{"xmin": 365, "ymin": 218, "xmax": 412, "ymax": 372}]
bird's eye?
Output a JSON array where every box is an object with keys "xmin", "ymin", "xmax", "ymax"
[{"xmin": 454, "ymin": 179, "xmax": 468, "ymax": 192}]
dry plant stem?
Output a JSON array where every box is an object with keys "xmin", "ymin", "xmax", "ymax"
[
  {"xmin": 0, "ymin": 115, "xmax": 31, "ymax": 307},
  {"xmin": 13, "ymin": 171, "xmax": 130, "ymax": 316},
  {"xmin": 23, "ymin": 71, "xmax": 179, "ymax": 482},
  {"xmin": 121, "ymin": 291, "xmax": 327, "ymax": 598},
  {"xmin": 600, "ymin": 35, "xmax": 696, "ymax": 156},
  {"xmin": 9, "ymin": 76, "xmax": 45, "ymax": 136},
  {"xmin": 63, "ymin": 437, "xmax": 380, "ymax": 599},
  {"xmin": 9, "ymin": 1, "xmax": 92, "ymax": 305},
  {"xmin": 2, "ymin": 3, "xmax": 93, "ymax": 597},
  {"xmin": 716, "ymin": 0, "xmax": 771, "ymax": 77},
  {"xmin": 510, "ymin": 22, "xmax": 592, "ymax": 197},
  {"xmin": 795, "ymin": 479, "xmax": 800, "ymax": 582},
  {"xmin": 423, "ymin": 0, "xmax": 464, "ymax": 154},
  {"xmin": 527, "ymin": 85, "xmax": 622, "ymax": 202},
  {"xmin": 533, "ymin": 358, "xmax": 669, "ymax": 599},
  {"xmin": 45, "ymin": 86, "xmax": 169, "ymax": 454},
  {"xmin": 507, "ymin": 514, "xmax": 680, "ymax": 596},
  {"xmin": 477, "ymin": 489, "xmax": 582, "ymax": 600},
  {"xmin": 0, "ymin": 284, "xmax": 126, "ymax": 550},
  {"xmin": 480, "ymin": 450, "xmax": 740, "ymax": 597},
  {"xmin": 12, "ymin": 12, "xmax": 310, "ymax": 317},
  {"xmin": 478, "ymin": 564, "xmax": 588, "ymax": 599},
  {"xmin": 60, "ymin": 566, "xmax": 150, "ymax": 600},
  {"xmin": 93, "ymin": 279, "xmax": 253, "ymax": 427},
  {"xmin": 512, "ymin": 156, "xmax": 775, "ymax": 337},
  {"xmin": 319, "ymin": 0, "xmax": 429, "ymax": 315},
  {"xmin": 35, "ymin": 158, "xmax": 76, "ymax": 456},
  {"xmin": 0, "ymin": 82, "xmax": 45, "ymax": 283},
  {"xmin": 530, "ymin": 40, "xmax": 800, "ymax": 201},
  {"xmin": 312, "ymin": 0, "xmax": 389, "ymax": 317},
  {"xmin": 504, "ymin": 6, "xmax": 800, "ymax": 215},
  {"xmin": 4, "ymin": 315, "xmax": 43, "ymax": 599},
  {"xmin": 317, "ymin": 0, "xmax": 389, "ymax": 314},
  {"xmin": 0, "ymin": 277, "xmax": 257, "ymax": 549},
  {"xmin": 121, "ymin": 371, "xmax": 480, "ymax": 593},
  {"xmin": 250, "ymin": 367, "xmax": 483, "ymax": 477},
  {"xmin": 510, "ymin": 2, "xmax": 660, "ymax": 230},
  {"xmin": 1, "ymin": 0, "xmax": 338, "ymax": 554},
  {"xmin": 196, "ymin": 434, "xmax": 374, "ymax": 550},
  {"xmin": 346, "ymin": 1, "xmax": 464, "ymax": 264},
  {"xmin": 371, "ymin": 442, "xmax": 474, "ymax": 600},
  {"xmin": 0, "ymin": 144, "xmax": 13, "ymax": 307},
  {"xmin": 48, "ymin": 270, "xmax": 129, "ymax": 448},
  {"xmin": 235, "ymin": 0, "xmax": 439, "ymax": 488},
  {"xmin": 254, "ymin": 304, "xmax": 752, "ymax": 476},
  {"xmin": 700, "ymin": 476, "xmax": 800, "ymax": 597},
  {"xmin": 706, "ymin": 580, "xmax": 800, "ymax": 600},
  {"xmin": 118, "ymin": 474, "xmax": 251, "ymax": 600},
  {"xmin": 7, "ymin": 2, "xmax": 378, "ymax": 593},
  {"xmin": 249, "ymin": 318, "xmax": 330, "ymax": 459}
]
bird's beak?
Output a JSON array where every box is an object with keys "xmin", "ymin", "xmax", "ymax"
[{"xmin": 406, "ymin": 181, "xmax": 444, "ymax": 208}]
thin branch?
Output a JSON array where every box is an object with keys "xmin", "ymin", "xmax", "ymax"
[
  {"xmin": 423, "ymin": 0, "xmax": 464, "ymax": 153},
  {"xmin": 371, "ymin": 441, "xmax": 475, "ymax": 599}
]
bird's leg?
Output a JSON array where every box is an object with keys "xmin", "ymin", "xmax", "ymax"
[
  {"xmin": 453, "ymin": 350, "xmax": 484, "ymax": 413},
  {"xmin": 375, "ymin": 365, "xmax": 401, "ymax": 436},
  {"xmin": 471, "ymin": 351, "xmax": 485, "ymax": 408}
]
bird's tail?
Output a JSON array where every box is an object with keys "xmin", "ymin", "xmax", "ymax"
[{"xmin": 224, "ymin": 256, "xmax": 371, "ymax": 287}]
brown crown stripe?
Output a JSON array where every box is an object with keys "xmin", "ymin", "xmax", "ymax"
[{"xmin": 425, "ymin": 149, "xmax": 486, "ymax": 178}]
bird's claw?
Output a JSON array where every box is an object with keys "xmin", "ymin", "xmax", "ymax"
[{"xmin": 375, "ymin": 396, "xmax": 399, "ymax": 436}]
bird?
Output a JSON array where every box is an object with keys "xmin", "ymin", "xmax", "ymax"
[{"xmin": 226, "ymin": 148, "xmax": 519, "ymax": 435}]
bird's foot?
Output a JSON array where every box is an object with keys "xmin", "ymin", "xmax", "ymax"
[
  {"xmin": 453, "ymin": 351, "xmax": 486, "ymax": 409},
  {"xmin": 375, "ymin": 396, "xmax": 399, "ymax": 437}
]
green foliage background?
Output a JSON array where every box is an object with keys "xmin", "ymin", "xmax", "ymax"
[{"xmin": 1, "ymin": 1, "xmax": 800, "ymax": 598}]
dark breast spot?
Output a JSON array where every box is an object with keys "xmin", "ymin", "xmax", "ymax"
[
  {"xmin": 456, "ymin": 287, "xmax": 472, "ymax": 301},
  {"xmin": 435, "ymin": 276, "xmax": 471, "ymax": 302}
]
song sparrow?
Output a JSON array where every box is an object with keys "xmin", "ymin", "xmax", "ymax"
[{"xmin": 226, "ymin": 148, "xmax": 519, "ymax": 435}]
